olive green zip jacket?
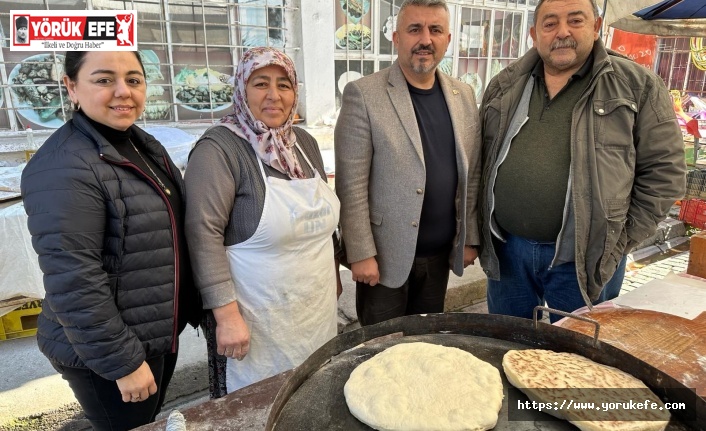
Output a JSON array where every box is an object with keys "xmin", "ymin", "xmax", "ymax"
[{"xmin": 479, "ymin": 39, "xmax": 686, "ymax": 304}]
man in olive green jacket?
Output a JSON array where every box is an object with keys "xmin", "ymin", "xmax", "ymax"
[{"xmin": 478, "ymin": 0, "xmax": 686, "ymax": 322}]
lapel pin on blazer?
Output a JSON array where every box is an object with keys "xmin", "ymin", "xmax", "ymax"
[{"xmin": 452, "ymin": 89, "xmax": 459, "ymax": 95}]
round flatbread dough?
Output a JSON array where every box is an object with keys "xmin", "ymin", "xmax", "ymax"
[{"xmin": 344, "ymin": 342, "xmax": 503, "ymax": 431}]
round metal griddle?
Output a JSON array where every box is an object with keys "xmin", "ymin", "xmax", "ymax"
[{"xmin": 266, "ymin": 313, "xmax": 705, "ymax": 430}]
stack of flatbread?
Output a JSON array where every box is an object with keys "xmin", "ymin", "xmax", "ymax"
[
  {"xmin": 344, "ymin": 342, "xmax": 504, "ymax": 431},
  {"xmin": 503, "ymin": 349, "xmax": 670, "ymax": 431}
]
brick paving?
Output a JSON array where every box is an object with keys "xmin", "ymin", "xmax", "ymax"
[{"xmin": 621, "ymin": 251, "xmax": 690, "ymax": 294}]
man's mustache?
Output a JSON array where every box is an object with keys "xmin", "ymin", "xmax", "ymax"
[
  {"xmin": 413, "ymin": 44, "xmax": 435, "ymax": 54},
  {"xmin": 551, "ymin": 38, "xmax": 577, "ymax": 50}
]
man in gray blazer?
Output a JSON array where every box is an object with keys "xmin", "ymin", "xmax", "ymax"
[{"xmin": 335, "ymin": 0, "xmax": 481, "ymax": 326}]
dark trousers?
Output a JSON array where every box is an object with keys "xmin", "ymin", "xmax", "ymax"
[
  {"xmin": 356, "ymin": 253, "xmax": 450, "ymax": 326},
  {"xmin": 52, "ymin": 352, "xmax": 178, "ymax": 431}
]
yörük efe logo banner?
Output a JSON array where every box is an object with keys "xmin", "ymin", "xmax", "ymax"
[{"xmin": 11, "ymin": 10, "xmax": 137, "ymax": 51}]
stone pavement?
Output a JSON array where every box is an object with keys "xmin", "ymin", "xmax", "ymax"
[
  {"xmin": 615, "ymin": 212, "xmax": 691, "ymax": 295},
  {"xmin": 621, "ymin": 249, "xmax": 690, "ymax": 293}
]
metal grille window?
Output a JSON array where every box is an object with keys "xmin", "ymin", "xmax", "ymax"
[
  {"xmin": 655, "ymin": 37, "xmax": 706, "ymax": 97},
  {"xmin": 457, "ymin": 7, "xmax": 524, "ymax": 101},
  {"xmin": 334, "ymin": 0, "xmax": 388, "ymax": 107},
  {"xmin": 333, "ymin": 0, "xmax": 534, "ymax": 108},
  {"xmin": 0, "ymin": 0, "xmax": 293, "ymax": 131}
]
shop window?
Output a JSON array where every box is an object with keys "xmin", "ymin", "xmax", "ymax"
[
  {"xmin": 334, "ymin": 1, "xmax": 532, "ymax": 108},
  {"xmin": 0, "ymin": 0, "xmax": 292, "ymax": 131}
]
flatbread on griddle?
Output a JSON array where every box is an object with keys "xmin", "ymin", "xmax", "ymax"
[
  {"xmin": 344, "ymin": 342, "xmax": 503, "ymax": 431},
  {"xmin": 503, "ymin": 349, "xmax": 670, "ymax": 431}
]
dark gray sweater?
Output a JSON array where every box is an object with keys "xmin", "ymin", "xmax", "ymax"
[{"xmin": 184, "ymin": 125, "xmax": 328, "ymax": 308}]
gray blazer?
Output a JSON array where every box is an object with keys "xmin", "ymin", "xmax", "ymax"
[{"xmin": 334, "ymin": 61, "xmax": 481, "ymax": 288}]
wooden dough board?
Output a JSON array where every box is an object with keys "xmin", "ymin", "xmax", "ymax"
[{"xmin": 559, "ymin": 308, "xmax": 706, "ymax": 397}]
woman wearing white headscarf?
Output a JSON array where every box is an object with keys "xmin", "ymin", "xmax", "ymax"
[{"xmin": 185, "ymin": 47, "xmax": 341, "ymax": 396}]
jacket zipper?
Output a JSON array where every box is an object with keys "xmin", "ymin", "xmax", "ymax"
[
  {"xmin": 101, "ymin": 153, "xmax": 180, "ymax": 353},
  {"xmin": 549, "ymin": 63, "xmax": 612, "ymax": 270},
  {"xmin": 160, "ymin": 154, "xmax": 180, "ymax": 352},
  {"xmin": 488, "ymin": 116, "xmax": 529, "ymax": 241}
]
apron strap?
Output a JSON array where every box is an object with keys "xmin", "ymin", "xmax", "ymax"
[
  {"xmin": 254, "ymin": 153, "xmax": 268, "ymax": 179},
  {"xmin": 293, "ymin": 141, "xmax": 319, "ymax": 179}
]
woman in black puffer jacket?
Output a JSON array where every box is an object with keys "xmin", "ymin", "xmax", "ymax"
[{"xmin": 20, "ymin": 51, "xmax": 201, "ymax": 431}]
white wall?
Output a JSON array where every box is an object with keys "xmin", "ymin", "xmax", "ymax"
[{"xmin": 289, "ymin": 0, "xmax": 337, "ymax": 127}]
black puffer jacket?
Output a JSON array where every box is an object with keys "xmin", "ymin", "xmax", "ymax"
[{"xmin": 21, "ymin": 112, "xmax": 190, "ymax": 381}]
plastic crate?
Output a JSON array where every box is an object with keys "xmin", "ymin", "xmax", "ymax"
[
  {"xmin": 679, "ymin": 198, "xmax": 706, "ymax": 229},
  {"xmin": 0, "ymin": 299, "xmax": 41, "ymax": 341},
  {"xmin": 686, "ymin": 169, "xmax": 706, "ymax": 200}
]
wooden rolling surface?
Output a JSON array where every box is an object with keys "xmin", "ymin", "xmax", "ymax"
[{"xmin": 559, "ymin": 308, "xmax": 706, "ymax": 397}]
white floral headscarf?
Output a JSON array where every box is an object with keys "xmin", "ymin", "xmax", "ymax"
[{"xmin": 220, "ymin": 47, "xmax": 305, "ymax": 179}]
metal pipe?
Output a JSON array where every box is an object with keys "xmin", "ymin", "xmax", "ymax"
[{"xmin": 601, "ymin": 0, "xmax": 609, "ymax": 37}]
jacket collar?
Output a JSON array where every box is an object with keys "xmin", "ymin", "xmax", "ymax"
[
  {"xmin": 386, "ymin": 61, "xmax": 466, "ymax": 164},
  {"xmin": 72, "ymin": 111, "xmax": 164, "ymax": 162},
  {"xmin": 387, "ymin": 61, "xmax": 425, "ymax": 162}
]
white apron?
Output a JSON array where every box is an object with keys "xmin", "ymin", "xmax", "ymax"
[{"xmin": 224, "ymin": 144, "xmax": 339, "ymax": 392}]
